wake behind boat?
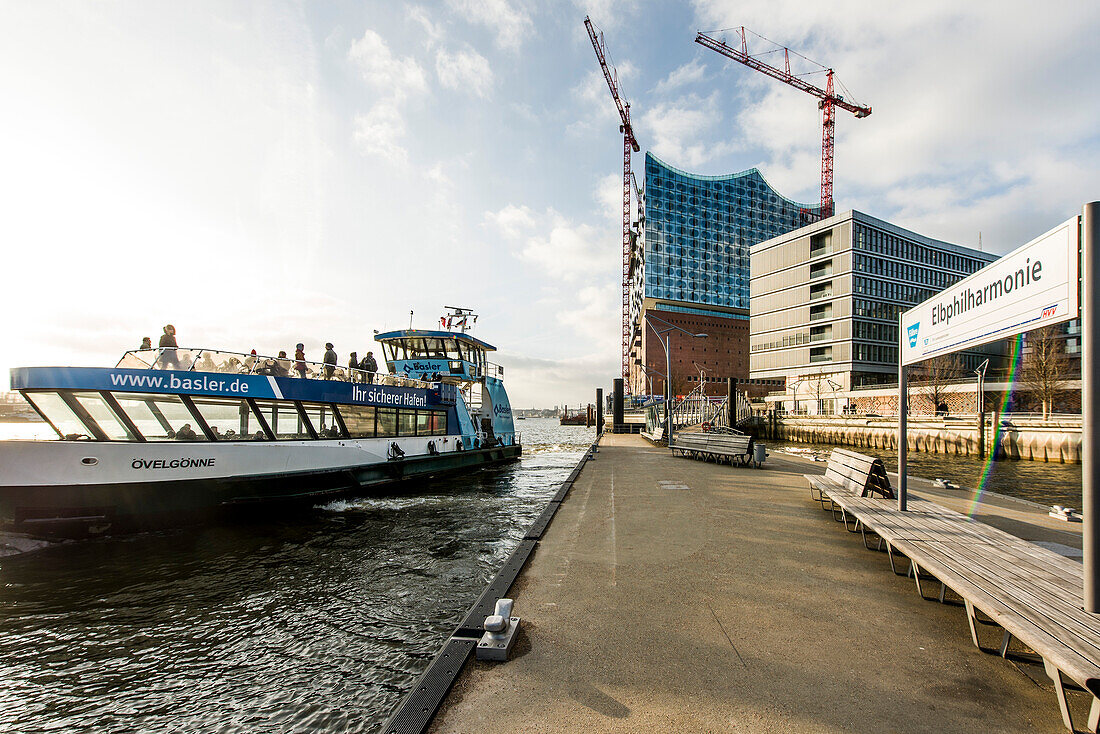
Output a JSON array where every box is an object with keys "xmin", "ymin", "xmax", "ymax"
[{"xmin": 1, "ymin": 308, "xmax": 519, "ymax": 536}]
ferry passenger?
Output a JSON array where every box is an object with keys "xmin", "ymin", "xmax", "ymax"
[
  {"xmin": 362, "ymin": 351, "xmax": 377, "ymax": 384},
  {"xmin": 140, "ymin": 337, "xmax": 152, "ymax": 350},
  {"xmin": 176, "ymin": 423, "xmax": 198, "ymax": 441},
  {"xmin": 243, "ymin": 349, "xmax": 258, "ymax": 373},
  {"xmin": 323, "ymin": 343, "xmax": 337, "ymax": 380},
  {"xmin": 156, "ymin": 325, "xmax": 181, "ymax": 370},
  {"xmin": 275, "ymin": 351, "xmax": 291, "ymax": 376},
  {"xmin": 348, "ymin": 352, "xmax": 359, "ymax": 382},
  {"xmin": 198, "ymin": 352, "xmax": 217, "ymax": 372},
  {"xmin": 294, "ymin": 343, "xmax": 307, "ymax": 379}
]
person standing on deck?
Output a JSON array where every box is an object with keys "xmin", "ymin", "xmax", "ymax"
[
  {"xmin": 323, "ymin": 343, "xmax": 337, "ymax": 380},
  {"xmin": 362, "ymin": 351, "xmax": 378, "ymax": 384},
  {"xmin": 294, "ymin": 343, "xmax": 307, "ymax": 379},
  {"xmin": 348, "ymin": 352, "xmax": 359, "ymax": 382},
  {"xmin": 156, "ymin": 324, "xmax": 181, "ymax": 370}
]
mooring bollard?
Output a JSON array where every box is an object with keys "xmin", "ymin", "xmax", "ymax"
[{"xmin": 476, "ymin": 598, "xmax": 520, "ymax": 661}]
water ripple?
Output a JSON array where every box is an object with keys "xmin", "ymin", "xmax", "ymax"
[{"xmin": 0, "ymin": 419, "xmax": 593, "ymax": 733}]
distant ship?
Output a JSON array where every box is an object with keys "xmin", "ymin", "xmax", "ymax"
[
  {"xmin": 1, "ymin": 308, "xmax": 519, "ymax": 536},
  {"xmin": 560, "ymin": 405, "xmax": 594, "ymax": 427}
]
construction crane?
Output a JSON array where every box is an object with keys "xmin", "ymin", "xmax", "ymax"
[
  {"xmin": 585, "ymin": 15, "xmax": 639, "ymax": 388},
  {"xmin": 696, "ymin": 28, "xmax": 871, "ymax": 219}
]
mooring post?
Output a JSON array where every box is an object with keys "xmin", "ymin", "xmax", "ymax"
[
  {"xmin": 596, "ymin": 388, "xmax": 604, "ymax": 436},
  {"xmin": 727, "ymin": 377, "xmax": 735, "ymax": 428},
  {"xmin": 1083, "ymin": 201, "xmax": 1098, "ymax": 612},
  {"xmin": 612, "ymin": 378, "xmax": 624, "ymax": 433}
]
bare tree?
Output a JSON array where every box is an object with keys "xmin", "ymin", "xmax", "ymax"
[
  {"xmin": 1021, "ymin": 326, "xmax": 1070, "ymax": 419},
  {"xmin": 917, "ymin": 353, "xmax": 963, "ymax": 415}
]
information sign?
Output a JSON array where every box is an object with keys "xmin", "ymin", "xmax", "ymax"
[{"xmin": 900, "ymin": 216, "xmax": 1079, "ymax": 366}]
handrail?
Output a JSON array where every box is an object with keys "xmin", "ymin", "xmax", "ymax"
[{"xmin": 116, "ymin": 347, "xmax": 432, "ymax": 389}]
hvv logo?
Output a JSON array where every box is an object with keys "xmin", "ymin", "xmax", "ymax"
[{"xmin": 907, "ymin": 323, "xmax": 920, "ymax": 349}]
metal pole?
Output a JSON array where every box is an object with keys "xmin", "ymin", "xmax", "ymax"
[
  {"xmin": 665, "ymin": 335, "xmax": 672, "ymax": 447},
  {"xmin": 1083, "ymin": 201, "xmax": 1099, "ymax": 611},
  {"xmin": 596, "ymin": 388, "xmax": 604, "ymax": 435},
  {"xmin": 898, "ymin": 322, "xmax": 908, "ymax": 512}
]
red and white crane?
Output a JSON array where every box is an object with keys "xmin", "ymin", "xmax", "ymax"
[
  {"xmin": 696, "ymin": 28, "xmax": 871, "ymax": 219},
  {"xmin": 585, "ymin": 15, "xmax": 639, "ymax": 388}
]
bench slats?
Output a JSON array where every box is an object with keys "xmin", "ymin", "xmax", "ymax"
[{"xmin": 806, "ymin": 449, "xmax": 1100, "ymax": 726}]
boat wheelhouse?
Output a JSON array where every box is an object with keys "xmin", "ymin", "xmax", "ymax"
[{"xmin": 1, "ymin": 309, "xmax": 519, "ymax": 535}]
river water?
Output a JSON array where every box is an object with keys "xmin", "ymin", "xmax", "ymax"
[
  {"xmin": 768, "ymin": 438, "xmax": 1083, "ymax": 508},
  {"xmin": 0, "ymin": 418, "xmax": 593, "ymax": 733}
]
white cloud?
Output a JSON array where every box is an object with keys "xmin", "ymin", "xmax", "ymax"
[
  {"xmin": 446, "ymin": 0, "xmax": 533, "ymax": 52},
  {"xmin": 435, "ymin": 46, "xmax": 494, "ymax": 98},
  {"xmin": 484, "ymin": 204, "xmax": 536, "ymax": 238},
  {"xmin": 641, "ymin": 92, "xmax": 735, "ymax": 169},
  {"xmin": 347, "ymin": 29, "xmax": 427, "ymax": 98},
  {"xmin": 407, "ymin": 5, "xmax": 444, "ymax": 49},
  {"xmin": 352, "ymin": 102, "xmax": 408, "ymax": 164},
  {"xmin": 347, "ymin": 29, "xmax": 429, "ymax": 164},
  {"xmin": 519, "ymin": 215, "xmax": 608, "ymax": 281},
  {"xmin": 558, "ymin": 282, "xmax": 621, "ymax": 346},
  {"xmin": 576, "ymin": 0, "xmax": 640, "ymax": 29},
  {"xmin": 652, "ymin": 59, "xmax": 706, "ymax": 95},
  {"xmin": 691, "ymin": 0, "xmax": 1100, "ymax": 250}
]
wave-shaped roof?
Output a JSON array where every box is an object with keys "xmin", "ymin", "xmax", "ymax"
[{"xmin": 645, "ymin": 152, "xmax": 820, "ymax": 212}]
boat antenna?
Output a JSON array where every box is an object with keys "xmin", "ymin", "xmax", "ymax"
[{"xmin": 409, "ymin": 310, "xmax": 414, "ymax": 330}]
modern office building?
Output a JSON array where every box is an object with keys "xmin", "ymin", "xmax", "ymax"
[
  {"xmin": 629, "ymin": 152, "xmax": 821, "ymax": 396},
  {"xmin": 749, "ymin": 210, "xmax": 1002, "ymax": 413}
]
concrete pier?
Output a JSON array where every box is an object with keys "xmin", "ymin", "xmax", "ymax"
[{"xmin": 428, "ymin": 434, "xmax": 1087, "ymax": 733}]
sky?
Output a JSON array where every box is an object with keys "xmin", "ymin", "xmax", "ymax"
[{"xmin": 1, "ymin": 1, "xmax": 1097, "ymax": 407}]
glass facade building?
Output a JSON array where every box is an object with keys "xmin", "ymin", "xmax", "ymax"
[
  {"xmin": 629, "ymin": 153, "xmax": 820, "ymax": 395},
  {"xmin": 750, "ymin": 210, "xmax": 1003, "ymax": 411},
  {"xmin": 637, "ymin": 153, "xmax": 820, "ymax": 309}
]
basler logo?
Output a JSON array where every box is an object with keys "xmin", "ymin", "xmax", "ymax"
[{"xmin": 907, "ymin": 322, "xmax": 920, "ymax": 349}]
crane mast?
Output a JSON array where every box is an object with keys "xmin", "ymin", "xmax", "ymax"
[
  {"xmin": 696, "ymin": 29, "xmax": 870, "ymax": 219},
  {"xmin": 585, "ymin": 16, "xmax": 640, "ymax": 389}
]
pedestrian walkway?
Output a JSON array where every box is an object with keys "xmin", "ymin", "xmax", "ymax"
[{"xmin": 429, "ymin": 434, "xmax": 1087, "ymax": 733}]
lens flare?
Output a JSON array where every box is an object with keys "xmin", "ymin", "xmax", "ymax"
[{"xmin": 968, "ymin": 333, "xmax": 1023, "ymax": 516}]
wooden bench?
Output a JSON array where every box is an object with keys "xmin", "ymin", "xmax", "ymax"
[
  {"xmin": 670, "ymin": 431, "xmax": 759, "ymax": 467},
  {"xmin": 806, "ymin": 451, "xmax": 1100, "ymax": 732},
  {"xmin": 804, "ymin": 448, "xmax": 893, "ymax": 521}
]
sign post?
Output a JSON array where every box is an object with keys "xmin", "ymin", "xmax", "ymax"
[
  {"xmin": 897, "ymin": 211, "xmax": 1082, "ymax": 515},
  {"xmin": 1083, "ymin": 202, "xmax": 1099, "ymax": 611}
]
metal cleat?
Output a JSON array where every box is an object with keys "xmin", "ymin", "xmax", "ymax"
[{"xmin": 476, "ymin": 598, "xmax": 521, "ymax": 661}]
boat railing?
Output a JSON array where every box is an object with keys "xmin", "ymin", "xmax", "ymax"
[
  {"xmin": 116, "ymin": 348, "xmax": 432, "ymax": 389},
  {"xmin": 484, "ymin": 362, "xmax": 504, "ymax": 379}
]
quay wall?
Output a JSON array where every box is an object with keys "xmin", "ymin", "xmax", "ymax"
[{"xmin": 768, "ymin": 416, "xmax": 1082, "ymax": 463}]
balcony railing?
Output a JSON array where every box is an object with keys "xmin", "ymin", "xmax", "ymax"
[{"xmin": 117, "ymin": 348, "xmax": 431, "ymax": 388}]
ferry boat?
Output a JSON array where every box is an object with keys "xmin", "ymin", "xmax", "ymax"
[{"xmin": 1, "ymin": 308, "xmax": 519, "ymax": 536}]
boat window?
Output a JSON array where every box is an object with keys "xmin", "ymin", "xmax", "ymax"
[
  {"xmin": 301, "ymin": 402, "xmax": 342, "ymax": 438},
  {"xmin": 24, "ymin": 392, "xmax": 91, "ymax": 440},
  {"xmin": 415, "ymin": 411, "xmax": 431, "ymax": 436},
  {"xmin": 111, "ymin": 392, "xmax": 208, "ymax": 441},
  {"xmin": 430, "ymin": 411, "xmax": 448, "ymax": 436},
  {"xmin": 189, "ymin": 396, "xmax": 257, "ymax": 441},
  {"xmin": 377, "ymin": 407, "xmax": 397, "ymax": 437},
  {"xmin": 252, "ymin": 400, "xmax": 308, "ymax": 440},
  {"xmin": 70, "ymin": 392, "xmax": 137, "ymax": 441},
  {"xmin": 340, "ymin": 405, "xmax": 376, "ymax": 438},
  {"xmin": 399, "ymin": 410, "xmax": 417, "ymax": 436}
]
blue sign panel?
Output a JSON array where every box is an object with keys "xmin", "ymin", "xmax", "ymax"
[{"xmin": 12, "ymin": 367, "xmax": 440, "ymax": 409}]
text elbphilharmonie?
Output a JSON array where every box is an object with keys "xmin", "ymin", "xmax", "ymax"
[{"xmin": 931, "ymin": 258, "xmax": 1045, "ymax": 327}]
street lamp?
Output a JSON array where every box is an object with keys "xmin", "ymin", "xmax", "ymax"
[
  {"xmin": 645, "ymin": 313, "xmax": 708, "ymax": 446},
  {"xmin": 638, "ymin": 364, "xmax": 666, "ymax": 399},
  {"xmin": 974, "ymin": 359, "xmax": 989, "ymax": 414}
]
